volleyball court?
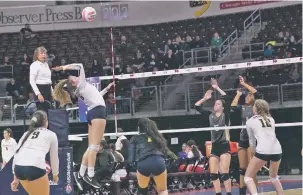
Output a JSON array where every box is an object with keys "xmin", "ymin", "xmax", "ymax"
[{"xmin": 68, "ymin": 56, "xmax": 302, "ymax": 195}]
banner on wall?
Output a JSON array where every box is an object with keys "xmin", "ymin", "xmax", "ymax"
[
  {"xmin": 78, "ymin": 77, "xmax": 101, "ymax": 123},
  {"xmin": 0, "ymin": 1, "xmax": 299, "ymax": 33}
]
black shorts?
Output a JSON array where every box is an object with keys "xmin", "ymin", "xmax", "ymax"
[
  {"xmin": 87, "ymin": 106, "xmax": 107, "ymax": 125},
  {"xmin": 137, "ymin": 155, "xmax": 166, "ymax": 177},
  {"xmin": 210, "ymin": 142, "xmax": 230, "ymax": 157},
  {"xmin": 238, "ymin": 140, "xmax": 249, "ymax": 149},
  {"xmin": 15, "ymin": 165, "xmax": 46, "ymax": 181},
  {"xmin": 255, "ymin": 153, "xmax": 282, "ymax": 162}
]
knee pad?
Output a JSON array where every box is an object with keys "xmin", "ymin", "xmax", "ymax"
[
  {"xmin": 270, "ymin": 176, "xmax": 279, "ymax": 183},
  {"xmin": 220, "ymin": 173, "xmax": 230, "ymax": 181},
  {"xmin": 239, "ymin": 168, "xmax": 246, "ymax": 176},
  {"xmin": 210, "ymin": 173, "xmax": 219, "ymax": 181},
  {"xmin": 244, "ymin": 176, "xmax": 253, "ymax": 184},
  {"xmin": 88, "ymin": 144, "xmax": 99, "ymax": 152},
  {"xmin": 137, "ymin": 186, "xmax": 148, "ymax": 195}
]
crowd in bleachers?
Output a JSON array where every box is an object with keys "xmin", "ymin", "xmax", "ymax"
[{"xmin": 0, "ymin": 4, "xmax": 301, "ymax": 120}]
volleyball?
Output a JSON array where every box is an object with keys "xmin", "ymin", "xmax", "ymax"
[{"xmin": 82, "ymin": 7, "xmax": 96, "ymax": 22}]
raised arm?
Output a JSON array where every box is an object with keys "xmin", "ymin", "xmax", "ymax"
[
  {"xmin": 100, "ymin": 81, "xmax": 115, "ymax": 96},
  {"xmin": 49, "ymin": 133, "xmax": 59, "ymax": 177},
  {"xmin": 211, "ymin": 78, "xmax": 226, "ymax": 96},
  {"xmin": 195, "ymin": 90, "xmax": 213, "ymax": 113},
  {"xmin": 53, "ymin": 63, "xmax": 86, "ymax": 85},
  {"xmin": 231, "ymin": 90, "xmax": 242, "ymax": 107},
  {"xmin": 239, "ymin": 76, "xmax": 257, "ymax": 94}
]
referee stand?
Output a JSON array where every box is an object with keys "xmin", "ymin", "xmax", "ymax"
[{"xmin": 0, "ymin": 101, "xmax": 74, "ymax": 195}]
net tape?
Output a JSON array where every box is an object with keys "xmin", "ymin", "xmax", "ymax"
[
  {"xmin": 69, "ymin": 122, "xmax": 303, "ymax": 138},
  {"xmin": 99, "ymin": 57, "xmax": 302, "ymax": 80}
]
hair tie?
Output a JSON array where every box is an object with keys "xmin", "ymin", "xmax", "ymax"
[{"xmin": 31, "ymin": 117, "xmax": 38, "ymax": 123}]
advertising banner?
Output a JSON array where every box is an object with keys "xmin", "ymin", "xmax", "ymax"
[
  {"xmin": 0, "ymin": 147, "xmax": 74, "ymax": 195},
  {"xmin": 0, "ymin": 1, "xmax": 299, "ymax": 33},
  {"xmin": 78, "ymin": 76, "xmax": 101, "ymax": 123}
]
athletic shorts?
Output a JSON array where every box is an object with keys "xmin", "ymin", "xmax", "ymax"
[
  {"xmin": 210, "ymin": 142, "xmax": 230, "ymax": 157},
  {"xmin": 137, "ymin": 155, "xmax": 167, "ymax": 190},
  {"xmin": 15, "ymin": 165, "xmax": 46, "ymax": 181},
  {"xmin": 238, "ymin": 140, "xmax": 249, "ymax": 149},
  {"xmin": 87, "ymin": 106, "xmax": 107, "ymax": 125},
  {"xmin": 255, "ymin": 153, "xmax": 282, "ymax": 162}
]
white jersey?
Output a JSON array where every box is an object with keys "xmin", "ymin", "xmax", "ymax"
[
  {"xmin": 64, "ymin": 64, "xmax": 106, "ymax": 110},
  {"xmin": 12, "ymin": 128, "xmax": 59, "ymax": 175},
  {"xmin": 1, "ymin": 138, "xmax": 17, "ymax": 163},
  {"xmin": 246, "ymin": 115, "xmax": 282, "ymax": 155}
]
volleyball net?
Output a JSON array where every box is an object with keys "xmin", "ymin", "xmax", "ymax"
[{"xmin": 68, "ymin": 57, "xmax": 302, "ymax": 140}]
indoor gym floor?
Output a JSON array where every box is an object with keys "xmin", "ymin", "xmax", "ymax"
[{"xmin": 170, "ymin": 175, "xmax": 302, "ymax": 195}]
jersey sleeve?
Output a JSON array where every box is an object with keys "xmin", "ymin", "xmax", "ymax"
[
  {"xmin": 63, "ymin": 63, "xmax": 86, "ymax": 85},
  {"xmin": 195, "ymin": 105, "xmax": 212, "ymax": 115},
  {"xmin": 49, "ymin": 133, "xmax": 59, "ymax": 175},
  {"xmin": 12, "ymin": 139, "xmax": 18, "ymax": 153},
  {"xmin": 1, "ymin": 140, "xmax": 4, "ymax": 161},
  {"xmin": 128, "ymin": 136, "xmax": 136, "ymax": 167},
  {"xmin": 246, "ymin": 120, "xmax": 257, "ymax": 152}
]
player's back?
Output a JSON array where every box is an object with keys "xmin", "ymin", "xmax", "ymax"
[
  {"xmin": 246, "ymin": 115, "xmax": 282, "ymax": 155},
  {"xmin": 14, "ymin": 128, "xmax": 57, "ymax": 170}
]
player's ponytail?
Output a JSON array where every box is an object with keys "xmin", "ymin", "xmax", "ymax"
[
  {"xmin": 254, "ymin": 99, "xmax": 270, "ymax": 121},
  {"xmin": 15, "ymin": 110, "xmax": 48, "ymax": 154},
  {"xmin": 53, "ymin": 79, "xmax": 72, "ymax": 106}
]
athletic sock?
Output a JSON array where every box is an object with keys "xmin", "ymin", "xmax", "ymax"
[
  {"xmin": 87, "ymin": 167, "xmax": 95, "ymax": 178},
  {"xmin": 79, "ymin": 164, "xmax": 87, "ymax": 177}
]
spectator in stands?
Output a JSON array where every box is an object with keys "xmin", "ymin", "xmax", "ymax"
[
  {"xmin": 109, "ymin": 143, "xmax": 124, "ymax": 163},
  {"xmin": 95, "ymin": 140, "xmax": 115, "ymax": 181},
  {"xmin": 211, "ymin": 32, "xmax": 222, "ymax": 58},
  {"xmin": 106, "ymin": 92, "xmax": 115, "ymax": 114},
  {"xmin": 264, "ymin": 44, "xmax": 275, "ymax": 59},
  {"xmin": 177, "ymin": 143, "xmax": 188, "ymax": 159},
  {"xmin": 115, "ymin": 56, "xmax": 122, "ymax": 75},
  {"xmin": 21, "ymin": 54, "xmax": 31, "ymax": 66},
  {"xmin": 115, "ymin": 128, "xmax": 127, "ymax": 152},
  {"xmin": 47, "ymin": 53, "xmax": 56, "ymax": 67},
  {"xmin": 6, "ymin": 78, "xmax": 20, "ymax": 98},
  {"xmin": 1, "ymin": 128, "xmax": 17, "ymax": 168},
  {"xmin": 132, "ymin": 50, "xmax": 145, "ymax": 72},
  {"xmin": 20, "ymin": 24, "xmax": 36, "ymax": 44},
  {"xmin": 193, "ymin": 35, "xmax": 204, "ymax": 48},
  {"xmin": 118, "ymin": 36, "xmax": 130, "ymax": 54},
  {"xmin": 182, "ymin": 35, "xmax": 193, "ymax": 51},
  {"xmin": 186, "ymin": 140, "xmax": 203, "ymax": 160},
  {"xmin": 92, "ymin": 60, "xmax": 101, "ymax": 76},
  {"xmin": 3, "ymin": 55, "xmax": 12, "ymax": 66},
  {"xmin": 287, "ymin": 63, "xmax": 301, "ymax": 83},
  {"xmin": 164, "ymin": 39, "xmax": 176, "ymax": 54},
  {"xmin": 146, "ymin": 54, "xmax": 158, "ymax": 71},
  {"xmin": 103, "ymin": 57, "xmax": 112, "ymax": 75},
  {"xmin": 164, "ymin": 50, "xmax": 178, "ymax": 70},
  {"xmin": 25, "ymin": 93, "xmax": 37, "ymax": 116}
]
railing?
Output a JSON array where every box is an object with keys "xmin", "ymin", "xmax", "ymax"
[
  {"xmin": 281, "ymin": 83, "xmax": 302, "ymax": 103},
  {"xmin": 241, "ymin": 42, "xmax": 265, "ymax": 59},
  {"xmin": 219, "ymin": 29, "xmax": 238, "ymax": 56},
  {"xmin": 0, "ymin": 96, "xmax": 13, "ymax": 122},
  {"xmin": 164, "ymin": 58, "xmax": 192, "ymax": 86},
  {"xmin": 0, "ymin": 65, "xmax": 13, "ymax": 78},
  {"xmin": 106, "ymin": 98, "xmax": 132, "ymax": 115},
  {"xmin": 1, "ymin": 83, "xmax": 302, "ymax": 124},
  {"xmin": 159, "ymin": 84, "xmax": 187, "ymax": 112},
  {"xmin": 243, "ymin": 8, "xmax": 261, "ymax": 43}
]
